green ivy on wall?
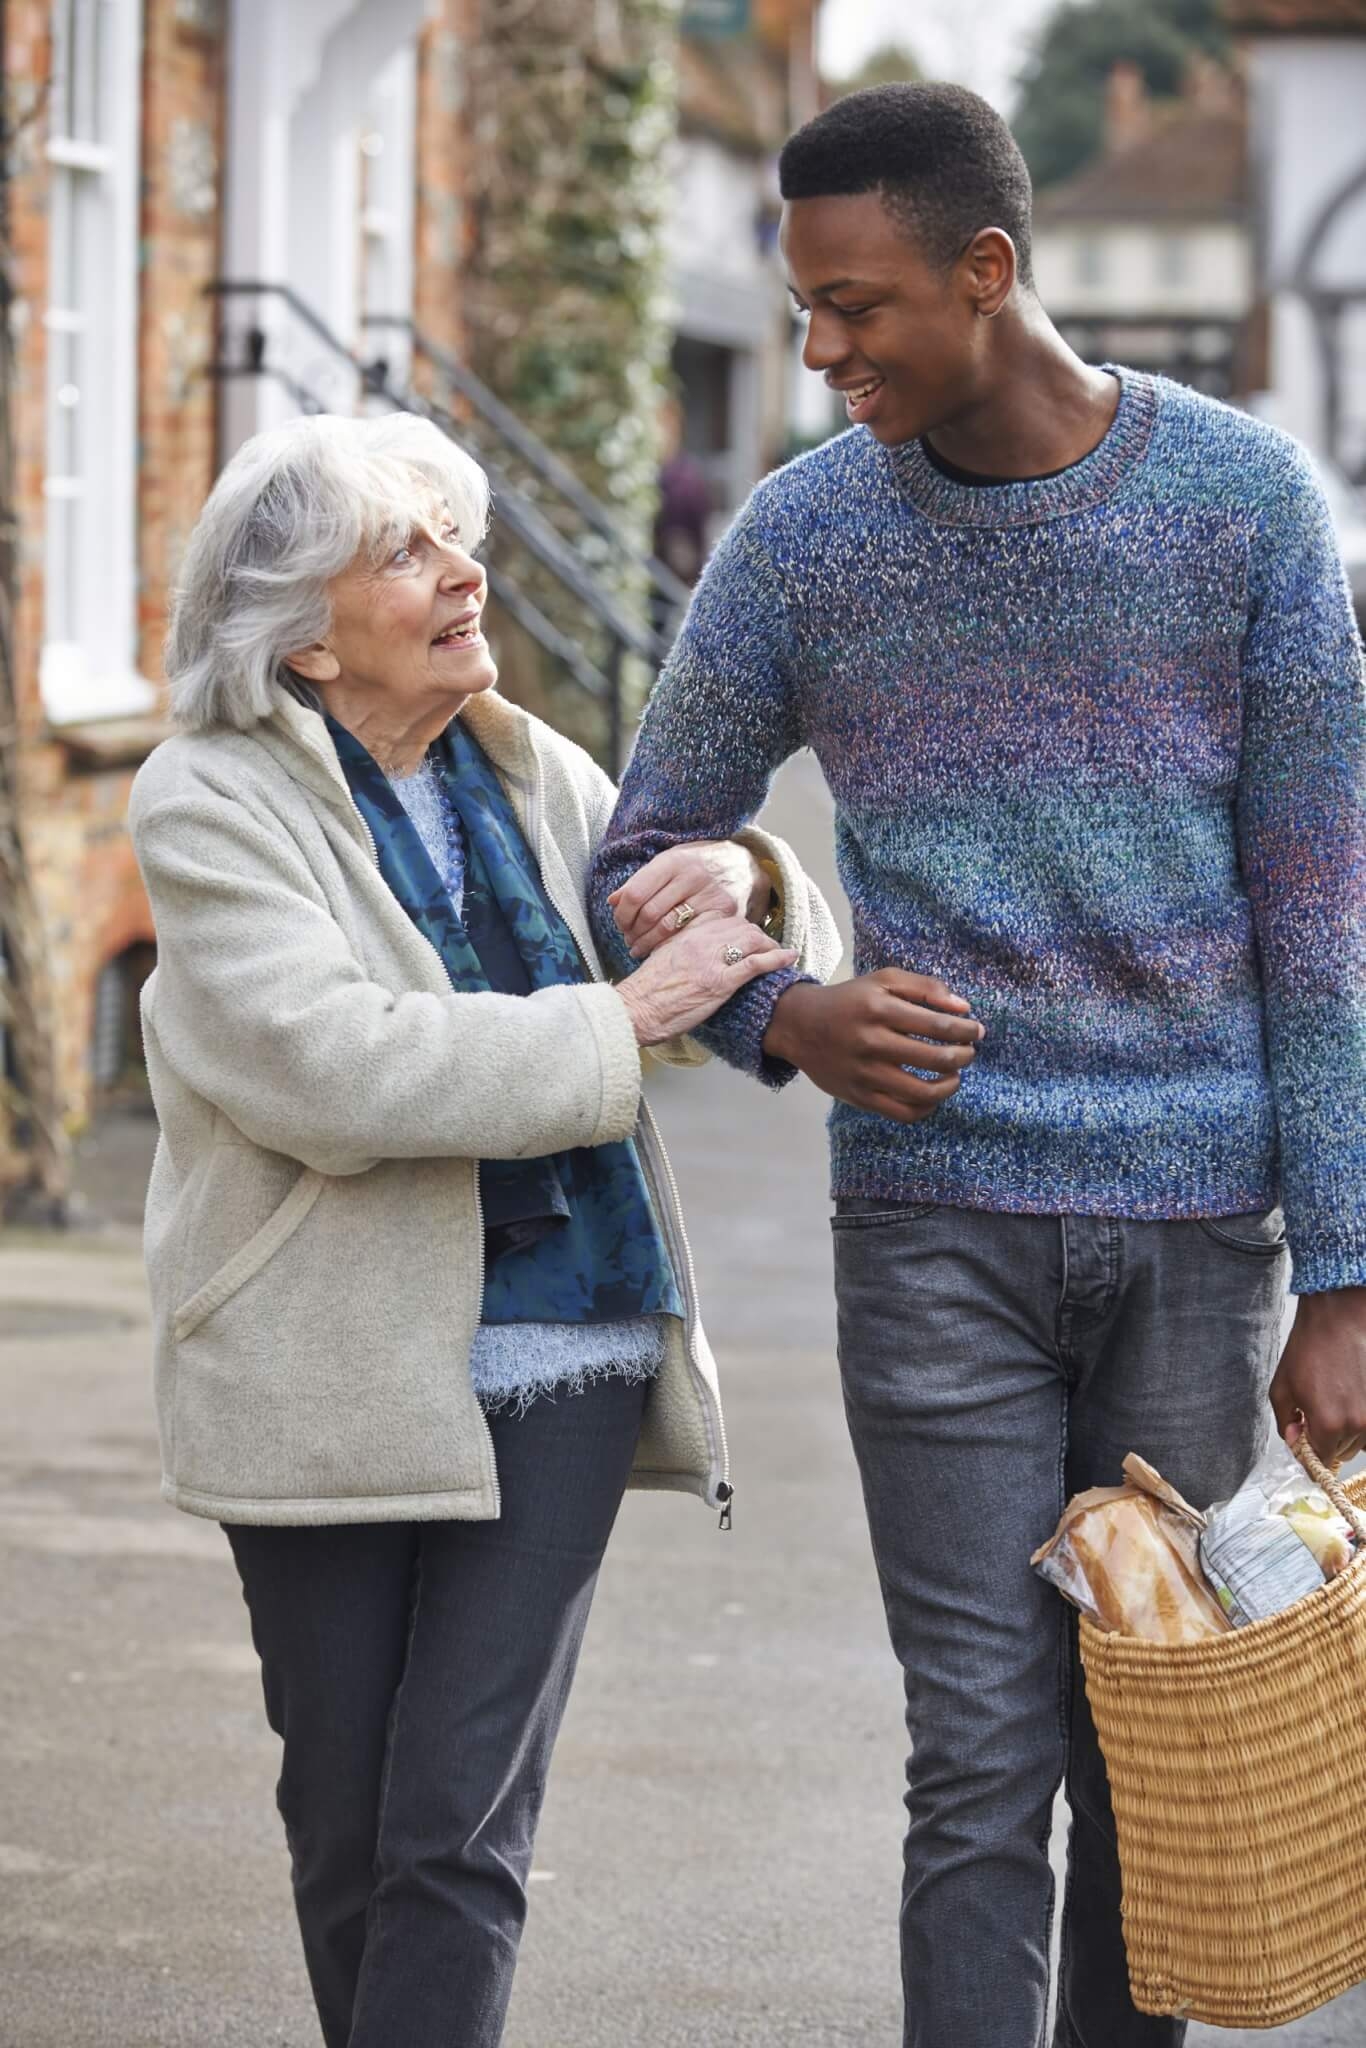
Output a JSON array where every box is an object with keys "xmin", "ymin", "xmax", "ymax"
[{"xmin": 463, "ymin": 3, "xmax": 682, "ymax": 754}]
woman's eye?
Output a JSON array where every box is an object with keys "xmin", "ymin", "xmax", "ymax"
[
  {"xmin": 834, "ymin": 305, "xmax": 873, "ymax": 319},
  {"xmin": 392, "ymin": 544, "xmax": 416, "ymax": 566}
]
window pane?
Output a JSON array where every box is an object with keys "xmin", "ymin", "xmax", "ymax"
[{"xmin": 52, "ymin": 0, "xmax": 106, "ymax": 146}]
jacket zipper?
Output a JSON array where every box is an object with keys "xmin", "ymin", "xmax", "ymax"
[
  {"xmin": 636, "ymin": 1098, "xmax": 734, "ymax": 1528},
  {"xmin": 522, "ymin": 739, "xmax": 733, "ymax": 1523},
  {"xmin": 351, "ymin": 803, "xmax": 500, "ymax": 1518}
]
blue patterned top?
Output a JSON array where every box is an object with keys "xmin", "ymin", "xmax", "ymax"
[
  {"xmin": 590, "ymin": 369, "xmax": 1366, "ymax": 1294},
  {"xmin": 329, "ymin": 716, "xmax": 681, "ymax": 1411}
]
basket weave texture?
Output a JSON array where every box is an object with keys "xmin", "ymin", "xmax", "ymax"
[{"xmin": 1080, "ymin": 1467, "xmax": 1366, "ymax": 2029}]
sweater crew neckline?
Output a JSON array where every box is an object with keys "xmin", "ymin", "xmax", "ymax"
[{"xmin": 887, "ymin": 366, "xmax": 1158, "ymax": 528}]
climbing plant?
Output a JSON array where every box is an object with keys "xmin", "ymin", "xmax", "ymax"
[{"xmin": 462, "ymin": 0, "xmax": 682, "ymax": 755}]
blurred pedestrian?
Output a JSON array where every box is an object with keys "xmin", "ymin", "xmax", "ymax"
[
  {"xmin": 593, "ymin": 82, "xmax": 1366, "ymax": 2048},
  {"xmin": 654, "ymin": 389, "xmax": 710, "ymax": 586},
  {"xmin": 128, "ymin": 411, "xmax": 838, "ymax": 2048},
  {"xmin": 652, "ymin": 387, "xmax": 711, "ymax": 638}
]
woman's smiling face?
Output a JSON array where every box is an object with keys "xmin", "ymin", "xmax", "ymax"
[{"xmin": 307, "ymin": 491, "xmax": 498, "ymax": 718}]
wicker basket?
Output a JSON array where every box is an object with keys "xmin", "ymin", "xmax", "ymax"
[{"xmin": 1079, "ymin": 1449, "xmax": 1366, "ymax": 2029}]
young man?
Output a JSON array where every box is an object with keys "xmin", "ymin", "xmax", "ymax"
[{"xmin": 589, "ymin": 83, "xmax": 1366, "ymax": 2048}]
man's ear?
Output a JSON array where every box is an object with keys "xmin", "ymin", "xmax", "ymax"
[
  {"xmin": 282, "ymin": 641, "xmax": 341, "ymax": 684},
  {"xmin": 963, "ymin": 228, "xmax": 1017, "ymax": 319}
]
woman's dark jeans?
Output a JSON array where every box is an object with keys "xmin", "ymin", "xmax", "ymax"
[
  {"xmin": 226, "ymin": 1373, "xmax": 648, "ymax": 2048},
  {"xmin": 832, "ymin": 1202, "xmax": 1289, "ymax": 2048}
]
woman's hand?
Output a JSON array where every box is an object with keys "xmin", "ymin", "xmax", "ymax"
[
  {"xmin": 615, "ymin": 914, "xmax": 797, "ymax": 1047},
  {"xmin": 609, "ymin": 841, "xmax": 773, "ymax": 959}
]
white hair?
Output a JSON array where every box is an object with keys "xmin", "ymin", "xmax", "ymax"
[{"xmin": 165, "ymin": 412, "xmax": 492, "ymax": 731}]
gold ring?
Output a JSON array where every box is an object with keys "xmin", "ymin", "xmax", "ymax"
[{"xmin": 672, "ymin": 902, "xmax": 696, "ymax": 930}]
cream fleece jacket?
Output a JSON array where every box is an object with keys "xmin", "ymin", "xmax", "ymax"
[{"xmin": 128, "ymin": 687, "xmax": 841, "ymax": 1525}]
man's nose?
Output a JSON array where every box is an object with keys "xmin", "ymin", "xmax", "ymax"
[{"xmin": 801, "ymin": 310, "xmax": 848, "ymax": 376}]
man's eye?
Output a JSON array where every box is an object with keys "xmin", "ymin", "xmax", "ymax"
[{"xmin": 834, "ymin": 305, "xmax": 873, "ymax": 319}]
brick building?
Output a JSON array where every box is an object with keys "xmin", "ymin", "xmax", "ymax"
[
  {"xmin": 1, "ymin": 0, "xmax": 484, "ymax": 1176},
  {"xmin": 2, "ymin": 0, "xmax": 818, "ymax": 1180}
]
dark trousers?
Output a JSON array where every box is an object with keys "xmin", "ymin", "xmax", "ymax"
[
  {"xmin": 226, "ymin": 1373, "xmax": 648, "ymax": 2048},
  {"xmin": 832, "ymin": 1202, "xmax": 1288, "ymax": 2048}
]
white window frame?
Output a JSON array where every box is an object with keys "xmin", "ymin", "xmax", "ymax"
[
  {"xmin": 41, "ymin": 0, "xmax": 153, "ymax": 725},
  {"xmin": 359, "ymin": 44, "xmax": 417, "ymax": 384}
]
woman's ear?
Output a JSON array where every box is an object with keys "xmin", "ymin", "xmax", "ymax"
[{"xmin": 282, "ymin": 641, "xmax": 341, "ymax": 684}]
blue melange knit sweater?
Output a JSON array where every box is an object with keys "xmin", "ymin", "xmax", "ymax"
[{"xmin": 589, "ymin": 369, "xmax": 1366, "ymax": 1294}]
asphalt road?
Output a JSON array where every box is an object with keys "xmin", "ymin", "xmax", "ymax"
[{"xmin": 3, "ymin": 754, "xmax": 1363, "ymax": 2046}]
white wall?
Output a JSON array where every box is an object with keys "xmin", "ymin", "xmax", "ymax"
[
  {"xmin": 664, "ymin": 133, "xmax": 783, "ymax": 503},
  {"xmin": 220, "ymin": 0, "xmax": 426, "ymax": 456},
  {"xmin": 1033, "ymin": 222, "xmax": 1251, "ymax": 319},
  {"xmin": 1245, "ymin": 35, "xmax": 1366, "ymax": 461},
  {"xmin": 666, "ymin": 134, "xmax": 768, "ymax": 290}
]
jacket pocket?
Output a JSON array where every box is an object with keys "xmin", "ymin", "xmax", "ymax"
[
  {"xmin": 173, "ymin": 1167, "xmax": 325, "ymax": 1342},
  {"xmin": 1195, "ymin": 1208, "xmax": 1287, "ymax": 1257}
]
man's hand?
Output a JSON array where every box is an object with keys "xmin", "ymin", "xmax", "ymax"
[
  {"xmin": 763, "ymin": 970, "xmax": 983, "ymax": 1124},
  {"xmin": 609, "ymin": 842, "xmax": 772, "ymax": 959},
  {"xmin": 1271, "ymin": 1286, "xmax": 1366, "ymax": 1468}
]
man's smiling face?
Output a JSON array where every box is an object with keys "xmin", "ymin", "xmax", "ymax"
[{"xmin": 781, "ymin": 190, "xmax": 987, "ymax": 448}]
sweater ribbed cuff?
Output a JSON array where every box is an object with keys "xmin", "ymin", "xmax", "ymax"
[
  {"xmin": 693, "ymin": 965, "xmax": 810, "ymax": 1087},
  {"xmin": 1289, "ymin": 1233, "xmax": 1366, "ymax": 1296}
]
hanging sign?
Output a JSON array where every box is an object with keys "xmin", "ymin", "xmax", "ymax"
[{"xmin": 682, "ymin": 0, "xmax": 751, "ymax": 35}]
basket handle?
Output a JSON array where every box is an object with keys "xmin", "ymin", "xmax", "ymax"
[{"xmin": 1292, "ymin": 1436, "xmax": 1366, "ymax": 1545}]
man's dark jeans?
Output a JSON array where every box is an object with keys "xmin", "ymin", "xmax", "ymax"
[
  {"xmin": 226, "ymin": 1373, "xmax": 648, "ymax": 2048},
  {"xmin": 832, "ymin": 1202, "xmax": 1289, "ymax": 2048}
]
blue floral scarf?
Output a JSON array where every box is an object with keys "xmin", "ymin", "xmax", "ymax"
[{"xmin": 328, "ymin": 714, "xmax": 682, "ymax": 1328}]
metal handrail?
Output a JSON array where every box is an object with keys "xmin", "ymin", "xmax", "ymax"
[
  {"xmin": 205, "ymin": 280, "xmax": 679, "ymax": 765},
  {"xmin": 363, "ymin": 313, "xmax": 692, "ymax": 611},
  {"xmin": 204, "ymin": 314, "xmax": 616, "ymax": 719},
  {"xmin": 207, "ymin": 281, "xmax": 659, "ymax": 655}
]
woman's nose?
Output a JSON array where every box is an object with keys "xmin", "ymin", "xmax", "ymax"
[{"xmin": 438, "ymin": 545, "xmax": 483, "ymax": 591}]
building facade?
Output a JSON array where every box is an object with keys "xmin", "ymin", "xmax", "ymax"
[
  {"xmin": 665, "ymin": 0, "xmax": 817, "ymax": 538},
  {"xmin": 1032, "ymin": 59, "xmax": 1255, "ymax": 400},
  {"xmin": 1226, "ymin": 0, "xmax": 1366, "ymax": 479},
  {"xmin": 2, "ymin": 0, "xmax": 486, "ymax": 1174}
]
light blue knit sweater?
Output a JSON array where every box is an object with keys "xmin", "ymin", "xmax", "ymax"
[{"xmin": 591, "ymin": 370, "xmax": 1366, "ymax": 1294}]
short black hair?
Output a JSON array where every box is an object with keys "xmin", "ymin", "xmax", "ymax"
[{"xmin": 779, "ymin": 83, "xmax": 1034, "ymax": 290}]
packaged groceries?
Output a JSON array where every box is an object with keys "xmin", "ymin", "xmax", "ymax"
[
  {"xmin": 1033, "ymin": 1438, "xmax": 1363, "ymax": 1642},
  {"xmin": 1199, "ymin": 1437, "xmax": 1360, "ymax": 1628},
  {"xmin": 1031, "ymin": 1454, "xmax": 1231, "ymax": 1644}
]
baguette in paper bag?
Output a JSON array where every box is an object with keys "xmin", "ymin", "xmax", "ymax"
[{"xmin": 1031, "ymin": 1454, "xmax": 1230, "ymax": 1644}]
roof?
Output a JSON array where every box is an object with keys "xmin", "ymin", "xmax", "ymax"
[
  {"xmin": 1224, "ymin": 0, "xmax": 1366, "ymax": 28},
  {"xmin": 1035, "ymin": 107, "xmax": 1247, "ymax": 224}
]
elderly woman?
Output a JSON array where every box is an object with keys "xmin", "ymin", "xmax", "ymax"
[{"xmin": 129, "ymin": 412, "xmax": 838, "ymax": 2048}]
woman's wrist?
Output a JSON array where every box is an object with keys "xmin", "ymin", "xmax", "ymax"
[{"xmin": 614, "ymin": 976, "xmax": 654, "ymax": 1048}]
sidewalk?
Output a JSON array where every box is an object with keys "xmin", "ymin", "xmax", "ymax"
[{"xmin": 2, "ymin": 755, "xmax": 1361, "ymax": 2044}]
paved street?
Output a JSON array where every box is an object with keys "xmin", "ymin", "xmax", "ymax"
[{"xmin": 2, "ymin": 755, "xmax": 1364, "ymax": 2045}]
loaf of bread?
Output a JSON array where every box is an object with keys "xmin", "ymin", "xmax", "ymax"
[{"xmin": 1066, "ymin": 1495, "xmax": 1230, "ymax": 1643}]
